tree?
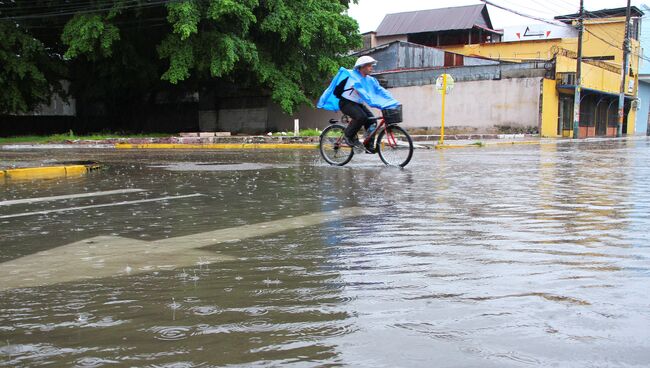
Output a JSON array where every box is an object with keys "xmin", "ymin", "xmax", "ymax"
[
  {"xmin": 0, "ymin": 0, "xmax": 361, "ymax": 119},
  {"xmin": 0, "ymin": 20, "xmax": 65, "ymax": 114}
]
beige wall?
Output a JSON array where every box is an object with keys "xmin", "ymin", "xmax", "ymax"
[
  {"xmin": 376, "ymin": 35, "xmax": 408, "ymax": 47},
  {"xmin": 388, "ymin": 77, "xmax": 542, "ymax": 131},
  {"xmin": 267, "ymin": 77, "xmax": 543, "ymax": 133}
]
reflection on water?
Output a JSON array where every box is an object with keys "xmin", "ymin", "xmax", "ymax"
[{"xmin": 1, "ymin": 140, "xmax": 650, "ymax": 366}]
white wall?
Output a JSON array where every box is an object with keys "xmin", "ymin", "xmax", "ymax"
[
  {"xmin": 388, "ymin": 77, "xmax": 542, "ymax": 131},
  {"xmin": 502, "ymin": 24, "xmax": 577, "ymax": 43}
]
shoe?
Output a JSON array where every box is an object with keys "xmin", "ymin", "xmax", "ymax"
[
  {"xmin": 343, "ymin": 135, "xmax": 357, "ymax": 146},
  {"xmin": 364, "ymin": 141, "xmax": 375, "ymax": 153},
  {"xmin": 344, "ymin": 135, "xmax": 366, "ymax": 153}
]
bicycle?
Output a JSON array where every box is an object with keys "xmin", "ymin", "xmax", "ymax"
[{"xmin": 319, "ymin": 106, "xmax": 414, "ymax": 167}]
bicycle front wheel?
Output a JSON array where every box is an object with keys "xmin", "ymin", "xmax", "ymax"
[
  {"xmin": 377, "ymin": 124, "xmax": 414, "ymax": 167},
  {"xmin": 319, "ymin": 124, "xmax": 354, "ymax": 166}
]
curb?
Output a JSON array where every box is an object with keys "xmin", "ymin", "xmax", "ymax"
[
  {"xmin": 1, "ymin": 164, "xmax": 101, "ymax": 181},
  {"xmin": 115, "ymin": 143, "xmax": 319, "ymax": 150}
]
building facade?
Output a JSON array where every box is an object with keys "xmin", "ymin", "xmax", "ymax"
[
  {"xmin": 442, "ymin": 6, "xmax": 643, "ymax": 138},
  {"xmin": 634, "ymin": 4, "xmax": 650, "ymax": 136}
]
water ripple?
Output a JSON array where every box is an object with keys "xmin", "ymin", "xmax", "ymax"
[{"xmin": 148, "ymin": 326, "xmax": 191, "ymax": 341}]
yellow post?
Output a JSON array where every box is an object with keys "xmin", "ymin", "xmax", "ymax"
[{"xmin": 440, "ymin": 74, "xmax": 447, "ymax": 145}]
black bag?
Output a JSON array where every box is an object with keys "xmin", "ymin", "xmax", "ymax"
[
  {"xmin": 333, "ymin": 77, "xmax": 351, "ymax": 98},
  {"xmin": 382, "ymin": 105, "xmax": 403, "ymax": 124}
]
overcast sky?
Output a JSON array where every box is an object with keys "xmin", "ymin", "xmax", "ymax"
[{"xmin": 348, "ymin": 0, "xmax": 649, "ymax": 33}]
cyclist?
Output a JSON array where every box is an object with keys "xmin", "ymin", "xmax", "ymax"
[{"xmin": 317, "ymin": 55, "xmax": 400, "ymax": 152}]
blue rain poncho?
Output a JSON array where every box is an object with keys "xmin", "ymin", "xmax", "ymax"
[{"xmin": 317, "ymin": 67, "xmax": 400, "ymax": 111}]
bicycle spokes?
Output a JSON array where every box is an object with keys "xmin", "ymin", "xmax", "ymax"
[
  {"xmin": 319, "ymin": 124, "xmax": 354, "ymax": 166},
  {"xmin": 377, "ymin": 125, "xmax": 414, "ymax": 167}
]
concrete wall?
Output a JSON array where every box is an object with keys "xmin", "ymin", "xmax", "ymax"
[
  {"xmin": 376, "ymin": 62, "xmax": 547, "ymax": 88},
  {"xmin": 387, "ymin": 77, "xmax": 542, "ymax": 132},
  {"xmin": 267, "ymin": 63, "xmax": 548, "ymax": 134},
  {"xmin": 362, "ymin": 32, "xmax": 377, "ymax": 49},
  {"xmin": 376, "ymin": 35, "xmax": 407, "ymax": 46},
  {"xmin": 219, "ymin": 63, "xmax": 547, "ymax": 134},
  {"xmin": 268, "ymin": 102, "xmax": 340, "ymax": 132},
  {"xmin": 21, "ymin": 81, "xmax": 76, "ymax": 116},
  {"xmin": 218, "ymin": 108, "xmax": 268, "ymax": 133}
]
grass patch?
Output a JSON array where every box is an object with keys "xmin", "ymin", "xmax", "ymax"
[
  {"xmin": 0, "ymin": 131, "xmax": 171, "ymax": 144},
  {"xmin": 270, "ymin": 129, "xmax": 322, "ymax": 137}
]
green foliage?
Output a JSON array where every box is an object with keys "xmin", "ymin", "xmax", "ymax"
[
  {"xmin": 158, "ymin": 35, "xmax": 195, "ymax": 84},
  {"xmin": 156, "ymin": 0, "xmax": 361, "ymax": 113},
  {"xmin": 62, "ymin": 15, "xmax": 120, "ymax": 59},
  {"xmin": 1, "ymin": 0, "xmax": 361, "ymax": 117},
  {"xmin": 166, "ymin": 0, "xmax": 201, "ymax": 40},
  {"xmin": 0, "ymin": 21, "xmax": 64, "ymax": 114},
  {"xmin": 271, "ymin": 128, "xmax": 321, "ymax": 137}
]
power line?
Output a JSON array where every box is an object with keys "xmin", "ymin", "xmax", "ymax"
[
  {"xmin": 1, "ymin": 0, "xmax": 134, "ymax": 12},
  {"xmin": 494, "ymin": 0, "xmax": 564, "ymax": 19},
  {"xmin": 0, "ymin": 0, "xmax": 177, "ymax": 20},
  {"xmin": 546, "ymin": 0, "xmax": 579, "ymax": 14},
  {"xmin": 480, "ymin": 0, "xmax": 574, "ymax": 28},
  {"xmin": 481, "ymin": 0, "xmax": 650, "ymax": 63}
]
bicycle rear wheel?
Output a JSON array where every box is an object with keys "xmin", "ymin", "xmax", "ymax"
[
  {"xmin": 319, "ymin": 124, "xmax": 354, "ymax": 166},
  {"xmin": 377, "ymin": 124, "xmax": 414, "ymax": 167}
]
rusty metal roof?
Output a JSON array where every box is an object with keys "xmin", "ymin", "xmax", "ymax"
[
  {"xmin": 555, "ymin": 6, "xmax": 644, "ymax": 22},
  {"xmin": 375, "ymin": 4, "xmax": 493, "ymax": 36}
]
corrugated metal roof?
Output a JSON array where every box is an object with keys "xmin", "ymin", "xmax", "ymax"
[
  {"xmin": 555, "ymin": 6, "xmax": 644, "ymax": 22},
  {"xmin": 375, "ymin": 4, "xmax": 489, "ymax": 37}
]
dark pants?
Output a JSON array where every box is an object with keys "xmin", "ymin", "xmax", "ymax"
[{"xmin": 339, "ymin": 98, "xmax": 373, "ymax": 140}]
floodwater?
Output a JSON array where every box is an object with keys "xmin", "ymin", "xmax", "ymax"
[{"xmin": 1, "ymin": 139, "xmax": 650, "ymax": 367}]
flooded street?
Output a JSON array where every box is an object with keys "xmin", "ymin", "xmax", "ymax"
[{"xmin": 1, "ymin": 140, "xmax": 650, "ymax": 367}]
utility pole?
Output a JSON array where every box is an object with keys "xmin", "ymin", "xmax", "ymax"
[
  {"xmin": 572, "ymin": 0, "xmax": 584, "ymax": 139},
  {"xmin": 617, "ymin": 0, "xmax": 632, "ymax": 137}
]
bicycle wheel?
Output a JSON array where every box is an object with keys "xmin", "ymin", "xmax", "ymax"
[
  {"xmin": 377, "ymin": 124, "xmax": 414, "ymax": 167},
  {"xmin": 319, "ymin": 124, "xmax": 354, "ymax": 166}
]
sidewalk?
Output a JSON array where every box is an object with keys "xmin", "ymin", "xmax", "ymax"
[
  {"xmin": 0, "ymin": 133, "xmax": 542, "ymax": 151},
  {"xmin": 2, "ymin": 135, "xmax": 646, "ymax": 180},
  {"xmin": 4, "ymin": 133, "xmax": 646, "ymax": 153}
]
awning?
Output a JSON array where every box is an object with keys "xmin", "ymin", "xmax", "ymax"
[{"xmin": 557, "ymin": 84, "xmax": 635, "ymax": 100}]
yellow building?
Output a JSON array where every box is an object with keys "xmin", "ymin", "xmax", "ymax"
[{"xmin": 442, "ymin": 6, "xmax": 643, "ymax": 138}]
